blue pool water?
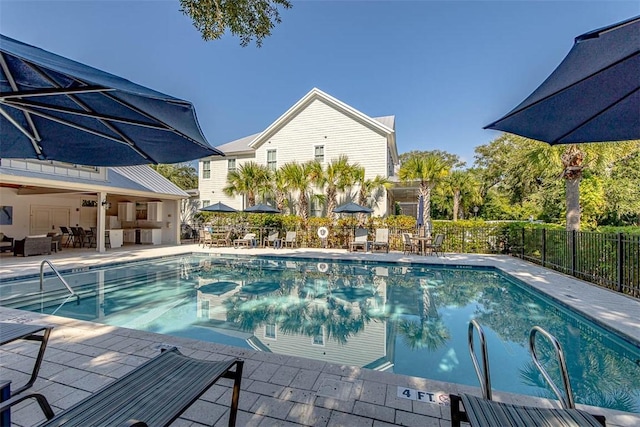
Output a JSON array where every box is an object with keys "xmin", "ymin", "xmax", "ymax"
[{"xmin": 2, "ymin": 254, "xmax": 639, "ymax": 412}]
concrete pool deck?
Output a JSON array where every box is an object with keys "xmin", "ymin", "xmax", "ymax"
[{"xmin": 1, "ymin": 244, "xmax": 639, "ymax": 426}]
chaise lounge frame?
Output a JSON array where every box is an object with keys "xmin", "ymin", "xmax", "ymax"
[{"xmin": 0, "ymin": 347, "xmax": 244, "ymax": 427}]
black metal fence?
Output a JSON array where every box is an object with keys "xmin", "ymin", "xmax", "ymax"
[{"xmin": 513, "ymin": 228, "xmax": 640, "ymax": 298}]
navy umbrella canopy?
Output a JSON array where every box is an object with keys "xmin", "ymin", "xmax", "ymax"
[
  {"xmin": 244, "ymin": 203, "xmax": 280, "ymax": 213},
  {"xmin": 200, "ymin": 202, "xmax": 237, "ymax": 213},
  {"xmin": 0, "ymin": 34, "xmax": 224, "ymax": 166},
  {"xmin": 485, "ymin": 16, "xmax": 640, "ymax": 144},
  {"xmin": 333, "ymin": 202, "xmax": 373, "ymax": 214}
]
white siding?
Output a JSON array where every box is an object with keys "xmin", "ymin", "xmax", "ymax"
[{"xmin": 200, "ymin": 97, "xmax": 394, "ymax": 216}]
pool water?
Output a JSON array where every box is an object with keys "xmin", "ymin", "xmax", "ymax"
[{"xmin": 2, "ymin": 254, "xmax": 639, "ymax": 412}]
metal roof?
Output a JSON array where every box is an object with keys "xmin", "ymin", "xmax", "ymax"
[{"xmin": 0, "ymin": 164, "xmax": 188, "ymax": 198}]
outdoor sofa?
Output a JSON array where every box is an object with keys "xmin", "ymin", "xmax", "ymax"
[
  {"xmin": 0, "ymin": 233, "xmax": 14, "ymax": 253},
  {"xmin": 13, "ymin": 236, "xmax": 52, "ymax": 257}
]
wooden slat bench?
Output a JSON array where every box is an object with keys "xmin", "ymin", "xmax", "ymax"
[{"xmin": 0, "ymin": 347, "xmax": 244, "ymax": 427}]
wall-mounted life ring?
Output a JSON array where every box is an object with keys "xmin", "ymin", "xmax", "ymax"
[
  {"xmin": 317, "ymin": 262, "xmax": 329, "ymax": 273},
  {"xmin": 317, "ymin": 226, "xmax": 329, "ymax": 239}
]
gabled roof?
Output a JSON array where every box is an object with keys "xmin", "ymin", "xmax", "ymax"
[
  {"xmin": 0, "ymin": 164, "xmax": 189, "ymax": 198},
  {"xmin": 215, "ymin": 89, "xmax": 398, "ymax": 163},
  {"xmin": 248, "ymin": 88, "xmax": 395, "ymax": 151}
]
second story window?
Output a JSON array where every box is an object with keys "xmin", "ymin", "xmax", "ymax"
[
  {"xmin": 228, "ymin": 159, "xmax": 236, "ymax": 172},
  {"xmin": 267, "ymin": 150, "xmax": 277, "ymax": 171},
  {"xmin": 314, "ymin": 145, "xmax": 324, "ymax": 162},
  {"xmin": 202, "ymin": 161, "xmax": 211, "ymax": 179},
  {"xmin": 201, "ymin": 200, "xmax": 210, "ymax": 208}
]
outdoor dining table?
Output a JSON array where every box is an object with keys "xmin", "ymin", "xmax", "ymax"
[{"xmin": 411, "ymin": 236, "xmax": 432, "ymax": 255}]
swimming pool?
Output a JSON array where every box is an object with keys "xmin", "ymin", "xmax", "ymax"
[{"xmin": 2, "ymin": 254, "xmax": 639, "ymax": 412}]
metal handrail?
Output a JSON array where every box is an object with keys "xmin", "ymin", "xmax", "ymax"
[
  {"xmin": 40, "ymin": 260, "xmax": 75, "ymax": 296},
  {"xmin": 529, "ymin": 326, "xmax": 575, "ymax": 409},
  {"xmin": 468, "ymin": 319, "xmax": 492, "ymax": 400}
]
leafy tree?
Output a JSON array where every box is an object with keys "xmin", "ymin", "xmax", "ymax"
[
  {"xmin": 150, "ymin": 163, "xmax": 198, "ymax": 190},
  {"xmin": 399, "ymin": 149, "xmax": 464, "ymax": 169},
  {"xmin": 271, "ymin": 168, "xmax": 289, "ymax": 213},
  {"xmin": 601, "ymin": 151, "xmax": 640, "ymax": 226},
  {"xmin": 179, "ymin": 0, "xmax": 292, "ymax": 47},
  {"xmin": 398, "ymin": 154, "xmax": 450, "ymax": 227},
  {"xmin": 440, "ymin": 170, "xmax": 480, "ymax": 221},
  {"xmin": 223, "ymin": 161, "xmax": 270, "ymax": 207}
]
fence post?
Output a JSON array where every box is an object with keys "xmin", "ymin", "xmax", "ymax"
[
  {"xmin": 571, "ymin": 230, "xmax": 577, "ymax": 277},
  {"xmin": 542, "ymin": 228, "xmax": 546, "ymax": 267},
  {"xmin": 617, "ymin": 232, "xmax": 624, "ymax": 293},
  {"xmin": 521, "ymin": 227, "xmax": 525, "ymax": 258}
]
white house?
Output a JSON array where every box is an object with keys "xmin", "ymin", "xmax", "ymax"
[
  {"xmin": 198, "ymin": 88, "xmax": 400, "ymax": 217},
  {"xmin": 0, "ymin": 159, "xmax": 188, "ymax": 252}
]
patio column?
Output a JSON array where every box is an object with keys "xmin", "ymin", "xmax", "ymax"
[
  {"xmin": 173, "ymin": 200, "xmax": 180, "ymax": 245},
  {"xmin": 97, "ymin": 191, "xmax": 107, "ymax": 253}
]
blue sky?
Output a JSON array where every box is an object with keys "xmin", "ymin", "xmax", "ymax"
[{"xmin": 1, "ymin": 1, "xmax": 638, "ymax": 166}]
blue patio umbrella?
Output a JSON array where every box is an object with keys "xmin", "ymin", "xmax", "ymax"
[
  {"xmin": 0, "ymin": 34, "xmax": 223, "ymax": 166},
  {"xmin": 200, "ymin": 202, "xmax": 237, "ymax": 213},
  {"xmin": 416, "ymin": 195, "xmax": 424, "ymax": 228},
  {"xmin": 244, "ymin": 203, "xmax": 280, "ymax": 213},
  {"xmin": 332, "ymin": 202, "xmax": 373, "ymax": 214},
  {"xmin": 485, "ymin": 16, "xmax": 639, "ymax": 144}
]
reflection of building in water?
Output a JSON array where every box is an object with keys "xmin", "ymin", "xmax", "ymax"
[{"xmin": 196, "ymin": 273, "xmax": 392, "ymax": 370}]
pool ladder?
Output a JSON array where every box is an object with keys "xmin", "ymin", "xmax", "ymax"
[
  {"xmin": 40, "ymin": 260, "xmax": 75, "ymax": 296},
  {"xmin": 468, "ymin": 319, "xmax": 577, "ymax": 409}
]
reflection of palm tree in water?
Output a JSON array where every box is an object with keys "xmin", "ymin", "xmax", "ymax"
[{"xmin": 398, "ymin": 281, "xmax": 450, "ymax": 351}]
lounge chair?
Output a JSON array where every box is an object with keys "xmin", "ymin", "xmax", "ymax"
[
  {"xmin": 349, "ymin": 228, "xmax": 369, "ymax": 252},
  {"xmin": 234, "ymin": 233, "xmax": 256, "ymax": 248},
  {"xmin": 450, "ymin": 321, "xmax": 606, "ymax": 427},
  {"xmin": 263, "ymin": 231, "xmax": 280, "ymax": 248},
  {"xmin": 0, "ymin": 322, "xmax": 53, "ymax": 396},
  {"xmin": 0, "ymin": 232, "xmax": 14, "ymax": 253},
  {"xmin": 0, "ymin": 347, "xmax": 244, "ymax": 427},
  {"xmin": 424, "ymin": 233, "xmax": 445, "ymax": 257},
  {"xmin": 402, "ymin": 233, "xmax": 418, "ymax": 254},
  {"xmin": 370, "ymin": 228, "xmax": 389, "ymax": 253},
  {"xmin": 281, "ymin": 231, "xmax": 298, "ymax": 248}
]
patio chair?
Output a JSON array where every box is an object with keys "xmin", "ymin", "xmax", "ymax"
[
  {"xmin": 281, "ymin": 231, "xmax": 298, "ymax": 248},
  {"xmin": 69, "ymin": 227, "xmax": 85, "ymax": 248},
  {"xmin": 370, "ymin": 228, "xmax": 389, "ymax": 253},
  {"xmin": 424, "ymin": 233, "xmax": 445, "ymax": 257},
  {"xmin": 402, "ymin": 233, "xmax": 418, "ymax": 254},
  {"xmin": 349, "ymin": 228, "xmax": 369, "ymax": 252},
  {"xmin": 59, "ymin": 226, "xmax": 72, "ymax": 248},
  {"xmin": 234, "ymin": 233, "xmax": 256, "ymax": 248},
  {"xmin": 450, "ymin": 321, "xmax": 606, "ymax": 427},
  {"xmin": 263, "ymin": 231, "xmax": 280, "ymax": 248},
  {"xmin": 202, "ymin": 230, "xmax": 213, "ymax": 247},
  {"xmin": 213, "ymin": 230, "xmax": 232, "ymax": 247},
  {"xmin": 0, "ymin": 347, "xmax": 244, "ymax": 427},
  {"xmin": 0, "ymin": 322, "xmax": 53, "ymax": 397}
]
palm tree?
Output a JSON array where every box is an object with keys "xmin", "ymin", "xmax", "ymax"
[
  {"xmin": 272, "ymin": 168, "xmax": 289, "ymax": 213},
  {"xmin": 222, "ymin": 161, "xmax": 270, "ymax": 207},
  {"xmin": 527, "ymin": 140, "xmax": 638, "ymax": 231},
  {"xmin": 281, "ymin": 161, "xmax": 316, "ymax": 222},
  {"xmin": 398, "ymin": 154, "xmax": 450, "ymax": 225},
  {"xmin": 441, "ymin": 170, "xmax": 481, "ymax": 221},
  {"xmin": 312, "ymin": 155, "xmax": 356, "ymax": 219}
]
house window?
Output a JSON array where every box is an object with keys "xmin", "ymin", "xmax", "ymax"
[
  {"xmin": 228, "ymin": 159, "xmax": 236, "ymax": 172},
  {"xmin": 267, "ymin": 150, "xmax": 277, "ymax": 171},
  {"xmin": 199, "ymin": 300, "xmax": 210, "ymax": 318},
  {"xmin": 202, "ymin": 161, "xmax": 211, "ymax": 179},
  {"xmin": 201, "ymin": 200, "xmax": 210, "ymax": 208},
  {"xmin": 265, "ymin": 323, "xmax": 277, "ymax": 340},
  {"xmin": 310, "ymin": 198, "xmax": 322, "ymax": 217},
  {"xmin": 312, "ymin": 327, "xmax": 325, "ymax": 346},
  {"xmin": 314, "ymin": 145, "xmax": 325, "ymax": 162}
]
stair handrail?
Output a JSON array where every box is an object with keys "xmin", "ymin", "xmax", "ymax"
[
  {"xmin": 468, "ymin": 319, "xmax": 492, "ymax": 400},
  {"xmin": 529, "ymin": 326, "xmax": 575, "ymax": 409},
  {"xmin": 40, "ymin": 260, "xmax": 75, "ymax": 296}
]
